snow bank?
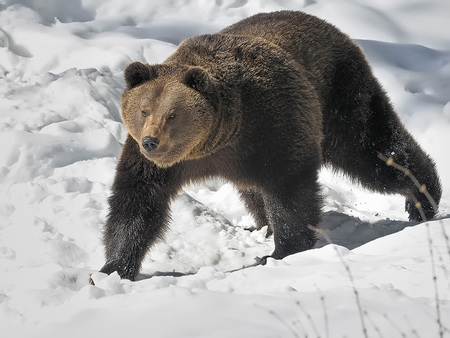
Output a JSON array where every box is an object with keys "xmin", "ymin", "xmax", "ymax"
[{"xmin": 1, "ymin": 0, "xmax": 449, "ymax": 337}]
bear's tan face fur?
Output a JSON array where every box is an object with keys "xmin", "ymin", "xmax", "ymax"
[{"xmin": 121, "ymin": 76, "xmax": 215, "ymax": 167}]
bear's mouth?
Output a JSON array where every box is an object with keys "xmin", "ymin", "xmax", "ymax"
[
  {"xmin": 141, "ymin": 149, "xmax": 165, "ymax": 159},
  {"xmin": 140, "ymin": 148, "xmax": 180, "ymax": 167}
]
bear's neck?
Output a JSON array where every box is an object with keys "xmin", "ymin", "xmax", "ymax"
[{"xmin": 201, "ymin": 102, "xmax": 243, "ymax": 156}]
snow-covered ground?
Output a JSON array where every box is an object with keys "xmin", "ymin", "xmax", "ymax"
[{"xmin": 1, "ymin": 0, "xmax": 449, "ymax": 337}]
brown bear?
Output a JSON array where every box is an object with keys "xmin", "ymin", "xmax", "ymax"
[{"xmin": 97, "ymin": 11, "xmax": 442, "ymax": 281}]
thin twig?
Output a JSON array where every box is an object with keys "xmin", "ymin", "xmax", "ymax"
[
  {"xmin": 426, "ymin": 221, "xmax": 444, "ymax": 338},
  {"xmin": 308, "ymin": 225, "xmax": 368, "ymax": 338},
  {"xmin": 377, "ymin": 153, "xmax": 438, "ymax": 214},
  {"xmin": 254, "ymin": 303, "xmax": 303, "ymax": 338},
  {"xmin": 317, "ymin": 288, "xmax": 329, "ymax": 338},
  {"xmin": 295, "ymin": 300, "xmax": 321, "ymax": 337},
  {"xmin": 377, "ymin": 153, "xmax": 444, "ymax": 337},
  {"xmin": 406, "ymin": 191, "xmax": 427, "ymax": 222}
]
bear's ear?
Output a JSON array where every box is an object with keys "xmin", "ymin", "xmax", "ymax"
[
  {"xmin": 182, "ymin": 67, "xmax": 213, "ymax": 94},
  {"xmin": 124, "ymin": 62, "xmax": 157, "ymax": 89}
]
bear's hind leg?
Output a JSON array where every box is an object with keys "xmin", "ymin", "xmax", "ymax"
[
  {"xmin": 323, "ymin": 81, "xmax": 441, "ymax": 221},
  {"xmin": 239, "ymin": 188, "xmax": 273, "ymax": 236}
]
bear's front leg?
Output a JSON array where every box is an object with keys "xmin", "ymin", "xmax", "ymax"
[
  {"xmin": 98, "ymin": 136, "xmax": 180, "ymax": 281},
  {"xmin": 264, "ymin": 170, "xmax": 322, "ymax": 260}
]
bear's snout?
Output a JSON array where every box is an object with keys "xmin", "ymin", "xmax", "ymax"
[{"xmin": 142, "ymin": 136, "xmax": 160, "ymax": 152}]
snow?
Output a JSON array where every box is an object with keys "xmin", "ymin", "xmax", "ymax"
[{"xmin": 0, "ymin": 0, "xmax": 449, "ymax": 337}]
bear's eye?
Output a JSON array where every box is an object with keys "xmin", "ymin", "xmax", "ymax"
[
  {"xmin": 167, "ymin": 113, "xmax": 176, "ymax": 120},
  {"xmin": 141, "ymin": 111, "xmax": 148, "ymax": 118}
]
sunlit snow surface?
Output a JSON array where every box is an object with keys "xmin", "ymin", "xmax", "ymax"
[{"xmin": 1, "ymin": 1, "xmax": 449, "ymax": 337}]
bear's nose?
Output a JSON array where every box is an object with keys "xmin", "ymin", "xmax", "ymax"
[{"xmin": 142, "ymin": 136, "xmax": 160, "ymax": 152}]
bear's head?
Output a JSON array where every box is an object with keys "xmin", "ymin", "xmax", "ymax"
[{"xmin": 121, "ymin": 62, "xmax": 219, "ymax": 167}]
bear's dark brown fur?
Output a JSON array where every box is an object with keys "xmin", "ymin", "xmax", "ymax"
[{"xmin": 98, "ymin": 11, "xmax": 442, "ymax": 281}]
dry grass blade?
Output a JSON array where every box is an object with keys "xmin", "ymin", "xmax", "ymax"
[{"xmin": 308, "ymin": 225, "xmax": 369, "ymax": 338}]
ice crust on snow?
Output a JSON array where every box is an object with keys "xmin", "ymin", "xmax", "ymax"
[{"xmin": 1, "ymin": 0, "xmax": 449, "ymax": 337}]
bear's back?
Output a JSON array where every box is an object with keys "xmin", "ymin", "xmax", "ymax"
[{"xmin": 219, "ymin": 11, "xmax": 365, "ymax": 101}]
